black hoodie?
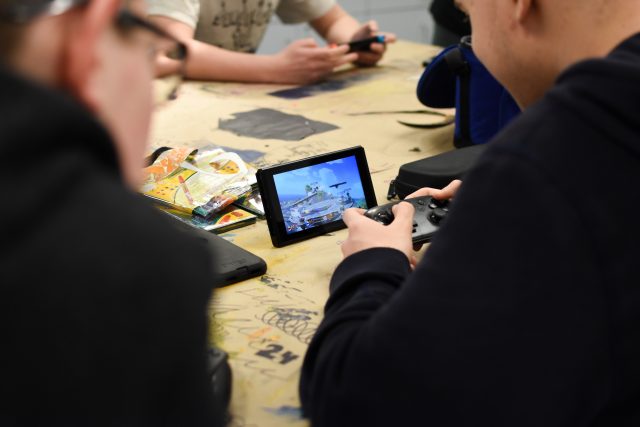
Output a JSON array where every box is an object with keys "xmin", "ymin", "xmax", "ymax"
[
  {"xmin": 0, "ymin": 65, "xmax": 220, "ymax": 425},
  {"xmin": 300, "ymin": 34, "xmax": 640, "ymax": 427}
]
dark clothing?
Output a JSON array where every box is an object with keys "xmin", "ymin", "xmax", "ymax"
[
  {"xmin": 301, "ymin": 34, "xmax": 640, "ymax": 427},
  {"xmin": 432, "ymin": 22, "xmax": 463, "ymax": 48},
  {"xmin": 0, "ymin": 65, "xmax": 220, "ymax": 426},
  {"xmin": 430, "ymin": 0, "xmax": 470, "ymax": 40}
]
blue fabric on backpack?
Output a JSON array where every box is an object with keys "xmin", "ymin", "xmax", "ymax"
[{"xmin": 417, "ymin": 36, "xmax": 521, "ymax": 147}]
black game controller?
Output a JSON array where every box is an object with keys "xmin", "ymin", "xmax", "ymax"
[{"xmin": 364, "ymin": 196, "xmax": 450, "ymax": 244}]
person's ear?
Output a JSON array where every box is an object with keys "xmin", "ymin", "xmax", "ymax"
[
  {"xmin": 61, "ymin": 0, "xmax": 121, "ymax": 111},
  {"xmin": 513, "ymin": 0, "xmax": 534, "ymax": 24}
]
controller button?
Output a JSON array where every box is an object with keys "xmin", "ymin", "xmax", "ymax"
[
  {"xmin": 375, "ymin": 211, "xmax": 393, "ymax": 224},
  {"xmin": 430, "ymin": 198, "xmax": 449, "ymax": 208},
  {"xmin": 429, "ymin": 207, "xmax": 448, "ymax": 225}
]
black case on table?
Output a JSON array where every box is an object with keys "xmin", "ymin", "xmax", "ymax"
[{"xmin": 388, "ymin": 145, "xmax": 486, "ymax": 200}]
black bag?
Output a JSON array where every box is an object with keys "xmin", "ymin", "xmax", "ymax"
[{"xmin": 387, "ymin": 145, "xmax": 486, "ymax": 200}]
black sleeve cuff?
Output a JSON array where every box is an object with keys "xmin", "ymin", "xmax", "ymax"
[{"xmin": 329, "ymin": 247, "xmax": 412, "ymax": 295}]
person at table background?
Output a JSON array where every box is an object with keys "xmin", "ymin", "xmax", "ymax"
[
  {"xmin": 0, "ymin": 0, "xmax": 222, "ymax": 424},
  {"xmin": 147, "ymin": 0, "xmax": 396, "ymax": 84},
  {"xmin": 430, "ymin": 0, "xmax": 470, "ymax": 46},
  {"xmin": 300, "ymin": 0, "xmax": 640, "ymax": 425}
]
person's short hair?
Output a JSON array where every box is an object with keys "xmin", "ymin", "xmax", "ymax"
[{"xmin": 0, "ymin": 0, "xmax": 23, "ymax": 59}]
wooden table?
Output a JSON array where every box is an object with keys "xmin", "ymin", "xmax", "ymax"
[{"xmin": 151, "ymin": 40, "xmax": 452, "ymax": 427}]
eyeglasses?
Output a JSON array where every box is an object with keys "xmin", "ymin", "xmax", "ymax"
[
  {"xmin": 115, "ymin": 10, "xmax": 187, "ymax": 62},
  {"xmin": 1, "ymin": 0, "xmax": 187, "ymax": 103}
]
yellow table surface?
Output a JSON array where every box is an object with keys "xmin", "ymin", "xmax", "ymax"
[{"xmin": 151, "ymin": 40, "xmax": 453, "ymax": 427}]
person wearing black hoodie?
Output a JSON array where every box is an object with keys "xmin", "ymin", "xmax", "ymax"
[
  {"xmin": 0, "ymin": 0, "xmax": 222, "ymax": 425},
  {"xmin": 300, "ymin": 0, "xmax": 640, "ymax": 425}
]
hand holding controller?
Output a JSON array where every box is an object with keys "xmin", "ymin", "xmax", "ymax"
[
  {"xmin": 363, "ymin": 196, "xmax": 450, "ymax": 244},
  {"xmin": 346, "ymin": 35, "xmax": 386, "ymax": 53}
]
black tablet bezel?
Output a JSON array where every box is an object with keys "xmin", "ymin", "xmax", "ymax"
[{"xmin": 256, "ymin": 146, "xmax": 377, "ymax": 247}]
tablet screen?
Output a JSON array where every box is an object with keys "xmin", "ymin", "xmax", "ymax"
[
  {"xmin": 257, "ymin": 146, "xmax": 377, "ymax": 247},
  {"xmin": 273, "ymin": 155, "xmax": 368, "ymax": 235}
]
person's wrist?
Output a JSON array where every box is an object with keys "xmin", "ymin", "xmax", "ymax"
[{"xmin": 256, "ymin": 54, "xmax": 284, "ymax": 84}]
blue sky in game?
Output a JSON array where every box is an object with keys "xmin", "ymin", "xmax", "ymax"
[{"xmin": 273, "ymin": 155, "xmax": 365, "ymax": 200}]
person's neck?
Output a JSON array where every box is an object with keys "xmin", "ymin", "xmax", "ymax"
[
  {"xmin": 8, "ymin": 19, "xmax": 65, "ymax": 88},
  {"xmin": 555, "ymin": 8, "xmax": 640, "ymax": 77},
  {"xmin": 516, "ymin": 16, "xmax": 640, "ymax": 110}
]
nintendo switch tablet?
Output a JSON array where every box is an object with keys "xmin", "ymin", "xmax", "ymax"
[{"xmin": 256, "ymin": 146, "xmax": 377, "ymax": 247}]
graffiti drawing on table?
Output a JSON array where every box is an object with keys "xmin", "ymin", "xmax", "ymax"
[{"xmin": 273, "ymin": 155, "xmax": 367, "ymax": 235}]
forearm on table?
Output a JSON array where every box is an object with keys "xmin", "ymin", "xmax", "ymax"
[
  {"xmin": 300, "ymin": 248, "xmax": 411, "ymax": 418},
  {"xmin": 179, "ymin": 40, "xmax": 278, "ymax": 82},
  {"xmin": 148, "ymin": 15, "xmax": 280, "ymax": 83},
  {"xmin": 304, "ymin": 248, "xmax": 411, "ymax": 383}
]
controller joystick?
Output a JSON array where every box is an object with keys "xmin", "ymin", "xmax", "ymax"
[{"xmin": 374, "ymin": 210, "xmax": 394, "ymax": 225}]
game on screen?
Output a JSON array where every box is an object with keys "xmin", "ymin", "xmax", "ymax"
[{"xmin": 273, "ymin": 155, "xmax": 367, "ymax": 235}]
